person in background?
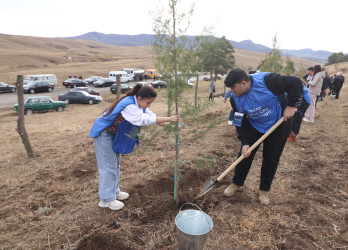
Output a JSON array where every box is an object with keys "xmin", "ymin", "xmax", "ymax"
[
  {"xmin": 89, "ymin": 85, "xmax": 179, "ymax": 211},
  {"xmin": 223, "ymin": 89, "xmax": 234, "ymax": 125},
  {"xmin": 287, "ymin": 78, "xmax": 311, "ymax": 142},
  {"xmin": 303, "ymin": 65, "xmax": 324, "ymax": 123},
  {"xmin": 223, "ymin": 68, "xmax": 303, "ymax": 205},
  {"xmin": 320, "ymin": 71, "xmax": 331, "ymax": 100},
  {"xmin": 209, "ymin": 78, "xmax": 216, "ymax": 101},
  {"xmin": 332, "ymin": 72, "xmax": 344, "ymax": 99},
  {"xmin": 303, "ymin": 67, "xmax": 314, "ymax": 84}
]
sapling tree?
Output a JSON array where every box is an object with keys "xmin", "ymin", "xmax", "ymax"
[{"xmin": 151, "ymin": 0, "xmax": 195, "ymax": 202}]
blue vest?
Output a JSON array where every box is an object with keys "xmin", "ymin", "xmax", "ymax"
[
  {"xmin": 232, "ymin": 72, "xmax": 282, "ymax": 133},
  {"xmin": 302, "ymin": 84, "xmax": 311, "ymax": 105},
  {"xmin": 89, "ymin": 96, "xmax": 145, "ymax": 154}
]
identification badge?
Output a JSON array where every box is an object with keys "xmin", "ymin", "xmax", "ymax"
[{"xmin": 233, "ymin": 112, "xmax": 244, "ymax": 127}]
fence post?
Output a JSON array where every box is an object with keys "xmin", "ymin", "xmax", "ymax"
[
  {"xmin": 15, "ymin": 75, "xmax": 35, "ymax": 158},
  {"xmin": 116, "ymin": 75, "xmax": 121, "ymax": 100}
]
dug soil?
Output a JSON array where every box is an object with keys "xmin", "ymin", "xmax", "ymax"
[{"xmin": 0, "ymin": 80, "xmax": 347, "ymax": 249}]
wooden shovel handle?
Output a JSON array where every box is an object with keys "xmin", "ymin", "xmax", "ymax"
[{"xmin": 217, "ymin": 117, "xmax": 285, "ymax": 182}]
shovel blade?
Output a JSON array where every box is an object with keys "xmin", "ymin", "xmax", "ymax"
[{"xmin": 198, "ymin": 179, "xmax": 218, "ymax": 198}]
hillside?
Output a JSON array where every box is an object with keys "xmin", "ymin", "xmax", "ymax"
[
  {"xmin": 0, "ymin": 33, "xmax": 317, "ymax": 84},
  {"xmin": 66, "ymin": 32, "xmax": 331, "ymax": 62}
]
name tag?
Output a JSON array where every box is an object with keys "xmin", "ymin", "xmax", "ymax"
[{"xmin": 233, "ymin": 112, "xmax": 244, "ymax": 127}]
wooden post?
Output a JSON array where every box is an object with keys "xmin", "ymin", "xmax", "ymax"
[
  {"xmin": 15, "ymin": 75, "xmax": 35, "ymax": 158},
  {"xmin": 116, "ymin": 75, "xmax": 121, "ymax": 100},
  {"xmin": 194, "ymin": 74, "xmax": 199, "ymax": 108}
]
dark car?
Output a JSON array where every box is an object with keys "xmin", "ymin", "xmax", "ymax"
[
  {"xmin": 70, "ymin": 87, "xmax": 100, "ymax": 95},
  {"xmin": 110, "ymin": 83, "xmax": 132, "ymax": 94},
  {"xmin": 23, "ymin": 81, "xmax": 54, "ymax": 94},
  {"xmin": 14, "ymin": 96, "xmax": 66, "ymax": 115},
  {"xmin": 203, "ymin": 76, "xmax": 210, "ymax": 81},
  {"xmin": 151, "ymin": 81, "xmax": 167, "ymax": 88},
  {"xmin": 63, "ymin": 78, "xmax": 86, "ymax": 88},
  {"xmin": 84, "ymin": 76, "xmax": 103, "ymax": 85},
  {"xmin": 93, "ymin": 78, "xmax": 115, "ymax": 87},
  {"xmin": 0, "ymin": 81, "xmax": 16, "ymax": 93},
  {"xmin": 58, "ymin": 91, "xmax": 102, "ymax": 104}
]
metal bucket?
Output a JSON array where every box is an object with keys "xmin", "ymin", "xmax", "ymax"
[
  {"xmin": 330, "ymin": 94, "xmax": 336, "ymax": 100},
  {"xmin": 175, "ymin": 203, "xmax": 213, "ymax": 250}
]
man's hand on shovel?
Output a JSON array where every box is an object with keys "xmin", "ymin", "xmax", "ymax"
[
  {"xmin": 283, "ymin": 106, "xmax": 298, "ymax": 121},
  {"xmin": 242, "ymin": 145, "xmax": 251, "ymax": 158}
]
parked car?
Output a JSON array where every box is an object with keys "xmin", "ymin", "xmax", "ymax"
[
  {"xmin": 23, "ymin": 81, "xmax": 54, "ymax": 94},
  {"xmin": 63, "ymin": 78, "xmax": 86, "ymax": 88},
  {"xmin": 84, "ymin": 76, "xmax": 102, "ymax": 85},
  {"xmin": 0, "ymin": 81, "xmax": 16, "ymax": 93},
  {"xmin": 58, "ymin": 91, "xmax": 102, "ymax": 104},
  {"xmin": 135, "ymin": 81, "xmax": 151, "ymax": 86},
  {"xmin": 70, "ymin": 87, "xmax": 100, "ymax": 95},
  {"xmin": 203, "ymin": 76, "xmax": 210, "ymax": 81},
  {"xmin": 188, "ymin": 77, "xmax": 196, "ymax": 83},
  {"xmin": 14, "ymin": 96, "xmax": 66, "ymax": 115},
  {"xmin": 92, "ymin": 78, "xmax": 115, "ymax": 87},
  {"xmin": 110, "ymin": 83, "xmax": 132, "ymax": 94},
  {"xmin": 151, "ymin": 81, "xmax": 167, "ymax": 88}
]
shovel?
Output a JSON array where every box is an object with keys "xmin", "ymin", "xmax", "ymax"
[{"xmin": 198, "ymin": 116, "xmax": 285, "ymax": 198}]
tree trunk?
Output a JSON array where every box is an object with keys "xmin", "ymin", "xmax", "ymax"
[
  {"xmin": 15, "ymin": 75, "xmax": 35, "ymax": 158},
  {"xmin": 116, "ymin": 75, "xmax": 121, "ymax": 100},
  {"xmin": 172, "ymin": 0, "xmax": 180, "ymax": 204},
  {"xmin": 194, "ymin": 74, "xmax": 199, "ymax": 108}
]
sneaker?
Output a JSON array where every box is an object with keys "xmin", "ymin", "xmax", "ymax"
[
  {"xmin": 303, "ymin": 118, "xmax": 314, "ymax": 123},
  {"xmin": 223, "ymin": 184, "xmax": 242, "ymax": 197},
  {"xmin": 227, "ymin": 120, "xmax": 233, "ymax": 126},
  {"xmin": 259, "ymin": 191, "xmax": 270, "ymax": 205},
  {"xmin": 99, "ymin": 200, "xmax": 124, "ymax": 210},
  {"xmin": 116, "ymin": 191, "xmax": 129, "ymax": 201}
]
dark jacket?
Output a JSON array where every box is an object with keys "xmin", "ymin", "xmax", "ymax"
[{"xmin": 332, "ymin": 75, "xmax": 344, "ymax": 90}]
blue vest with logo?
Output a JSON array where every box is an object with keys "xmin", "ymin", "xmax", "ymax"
[
  {"xmin": 232, "ymin": 72, "xmax": 282, "ymax": 133},
  {"xmin": 89, "ymin": 96, "xmax": 144, "ymax": 154}
]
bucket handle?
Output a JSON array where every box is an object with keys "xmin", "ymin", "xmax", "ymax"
[{"xmin": 179, "ymin": 202, "xmax": 212, "ymax": 230}]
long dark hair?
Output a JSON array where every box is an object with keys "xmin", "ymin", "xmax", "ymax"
[
  {"xmin": 102, "ymin": 84, "xmax": 157, "ymax": 117},
  {"xmin": 313, "ymin": 65, "xmax": 322, "ymax": 78}
]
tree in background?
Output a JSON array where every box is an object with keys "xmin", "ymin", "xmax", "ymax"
[
  {"xmin": 151, "ymin": 0, "xmax": 194, "ymax": 202},
  {"xmin": 199, "ymin": 36, "xmax": 235, "ymax": 93},
  {"xmin": 327, "ymin": 52, "xmax": 348, "ymax": 65},
  {"xmin": 283, "ymin": 56, "xmax": 295, "ymax": 74},
  {"xmin": 259, "ymin": 35, "xmax": 283, "ymax": 73}
]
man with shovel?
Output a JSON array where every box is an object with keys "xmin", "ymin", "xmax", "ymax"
[{"xmin": 223, "ymin": 68, "xmax": 303, "ymax": 205}]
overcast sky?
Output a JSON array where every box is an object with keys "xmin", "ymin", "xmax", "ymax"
[{"xmin": 1, "ymin": 0, "xmax": 347, "ymax": 53}]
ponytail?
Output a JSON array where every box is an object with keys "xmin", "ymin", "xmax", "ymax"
[{"xmin": 102, "ymin": 84, "xmax": 157, "ymax": 117}]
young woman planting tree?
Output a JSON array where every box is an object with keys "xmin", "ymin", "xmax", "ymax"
[{"xmin": 89, "ymin": 84, "xmax": 179, "ymax": 210}]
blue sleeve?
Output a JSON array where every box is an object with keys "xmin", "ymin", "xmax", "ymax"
[{"xmin": 224, "ymin": 89, "xmax": 232, "ymax": 100}]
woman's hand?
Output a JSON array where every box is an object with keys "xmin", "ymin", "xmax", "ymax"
[
  {"xmin": 242, "ymin": 145, "xmax": 251, "ymax": 158},
  {"xmin": 223, "ymin": 99, "xmax": 227, "ymax": 103},
  {"xmin": 170, "ymin": 115, "xmax": 180, "ymax": 123}
]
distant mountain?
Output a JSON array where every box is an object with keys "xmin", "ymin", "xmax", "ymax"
[{"xmin": 65, "ymin": 32, "xmax": 330, "ymax": 63}]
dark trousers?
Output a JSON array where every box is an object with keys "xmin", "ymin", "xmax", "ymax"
[
  {"xmin": 333, "ymin": 87, "xmax": 342, "ymax": 99},
  {"xmin": 232, "ymin": 121, "xmax": 291, "ymax": 191},
  {"xmin": 290, "ymin": 101, "xmax": 309, "ymax": 135},
  {"xmin": 209, "ymin": 93, "xmax": 214, "ymax": 101}
]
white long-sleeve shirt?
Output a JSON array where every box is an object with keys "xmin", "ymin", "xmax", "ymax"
[{"xmin": 121, "ymin": 96, "xmax": 156, "ymax": 126}]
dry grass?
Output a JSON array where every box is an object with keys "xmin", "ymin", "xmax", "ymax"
[
  {"xmin": 0, "ymin": 37, "xmax": 347, "ymax": 249},
  {"xmin": 0, "ymin": 33, "xmax": 317, "ymax": 85}
]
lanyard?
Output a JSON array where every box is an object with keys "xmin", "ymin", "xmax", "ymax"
[{"xmin": 238, "ymin": 82, "xmax": 252, "ymax": 112}]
